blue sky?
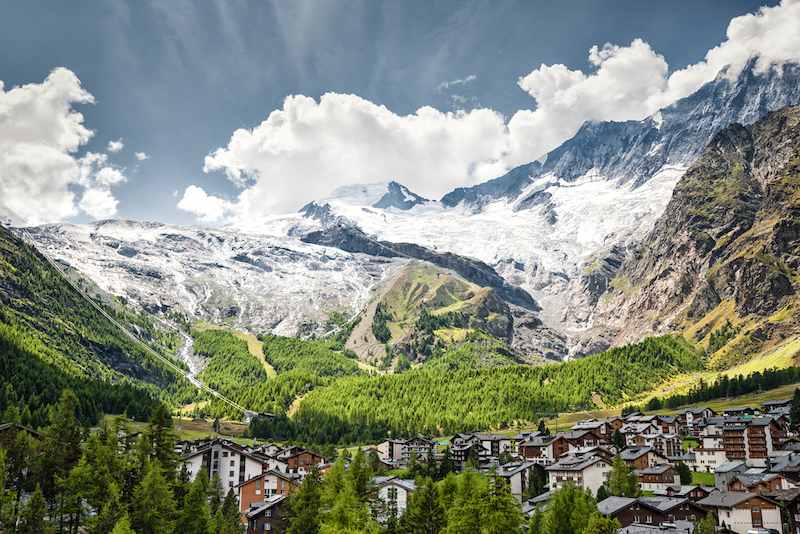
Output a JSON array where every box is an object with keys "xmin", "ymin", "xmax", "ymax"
[{"xmin": 1, "ymin": 0, "xmax": 797, "ymax": 225}]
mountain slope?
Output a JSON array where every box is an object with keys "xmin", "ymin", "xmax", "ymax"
[
  {"xmin": 0, "ymin": 225, "xmax": 193, "ymax": 424},
  {"xmin": 591, "ymin": 104, "xmax": 800, "ymax": 363}
]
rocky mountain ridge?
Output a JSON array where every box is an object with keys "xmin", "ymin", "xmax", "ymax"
[{"xmin": 588, "ymin": 104, "xmax": 800, "ymax": 362}]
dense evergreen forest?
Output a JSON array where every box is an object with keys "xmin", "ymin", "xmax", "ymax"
[
  {"xmin": 194, "ymin": 330, "xmax": 269, "ymax": 392},
  {"xmin": 239, "ymin": 334, "xmax": 703, "ymax": 445}
]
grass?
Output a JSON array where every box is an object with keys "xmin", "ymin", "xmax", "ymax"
[
  {"xmin": 682, "ymin": 439, "xmax": 698, "ymax": 451},
  {"xmin": 691, "ymin": 471, "xmax": 714, "ymax": 486},
  {"xmin": 102, "ymin": 414, "xmax": 252, "ymax": 442}
]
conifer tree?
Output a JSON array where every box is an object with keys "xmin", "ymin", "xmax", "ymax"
[
  {"xmin": 444, "ymin": 470, "xmax": 481, "ymax": 534},
  {"xmin": 0, "ymin": 450, "xmax": 19, "ymax": 533},
  {"xmin": 439, "ymin": 447, "xmax": 455, "ymax": 479},
  {"xmin": 90, "ymin": 482, "xmax": 125, "ymax": 534},
  {"xmin": 175, "ymin": 470, "xmax": 211, "ymax": 534},
  {"xmin": 582, "ymin": 512, "xmax": 621, "ymax": 534},
  {"xmin": 403, "ymin": 477, "xmax": 444, "ymax": 534},
  {"xmin": 482, "ymin": 470, "xmax": 524, "ymax": 534},
  {"xmin": 18, "ymin": 483, "xmax": 53, "ymax": 534},
  {"xmin": 129, "ymin": 461, "xmax": 177, "ymax": 534},
  {"xmin": 287, "ymin": 466, "xmax": 322, "ymax": 534},
  {"xmin": 612, "ymin": 429, "xmax": 625, "ymax": 451},
  {"xmin": 110, "ymin": 515, "xmax": 136, "ymax": 534},
  {"xmin": 208, "ymin": 472, "xmax": 225, "ymax": 517},
  {"xmin": 791, "ymin": 388, "xmax": 800, "ymax": 432}
]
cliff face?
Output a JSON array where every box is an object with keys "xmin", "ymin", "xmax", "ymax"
[{"xmin": 592, "ymin": 105, "xmax": 800, "ymax": 358}]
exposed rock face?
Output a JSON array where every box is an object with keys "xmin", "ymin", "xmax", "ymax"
[
  {"xmin": 592, "ymin": 105, "xmax": 800, "ymax": 348},
  {"xmin": 300, "ymin": 225, "xmax": 540, "ymax": 311}
]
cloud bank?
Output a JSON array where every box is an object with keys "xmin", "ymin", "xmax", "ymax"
[
  {"xmin": 0, "ymin": 68, "xmax": 126, "ymax": 224},
  {"xmin": 185, "ymin": 0, "xmax": 800, "ymax": 222}
]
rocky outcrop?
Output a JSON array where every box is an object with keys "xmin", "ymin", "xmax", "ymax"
[
  {"xmin": 301, "ymin": 225, "xmax": 540, "ymax": 311},
  {"xmin": 593, "ymin": 105, "xmax": 800, "ymax": 347}
]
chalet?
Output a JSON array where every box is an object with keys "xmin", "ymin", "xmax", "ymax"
[
  {"xmin": 511, "ymin": 431, "xmax": 541, "ymax": 452},
  {"xmin": 636, "ymin": 465, "xmax": 680, "ymax": 492},
  {"xmin": 763, "ymin": 488, "xmax": 800, "ymax": 534},
  {"xmin": 496, "ymin": 461, "xmax": 537, "ymax": 501},
  {"xmin": 727, "ymin": 473, "xmax": 795, "ymax": 494},
  {"xmin": 242, "ymin": 495, "xmax": 287, "ymax": 534},
  {"xmin": 546, "ymin": 451, "xmax": 612, "ymax": 495},
  {"xmin": 696, "ymin": 491, "xmax": 781, "ymax": 534},
  {"xmin": 236, "ymin": 469, "xmax": 301, "ymax": 512},
  {"xmin": 596, "ymin": 496, "xmax": 707, "ymax": 529},
  {"xmin": 283, "ymin": 449, "xmax": 324, "ymax": 475},
  {"xmin": 403, "ymin": 436, "xmax": 437, "ymax": 463},
  {"xmin": 475, "ymin": 433, "xmax": 512, "ymax": 457},
  {"xmin": 661, "ymin": 484, "xmax": 716, "ymax": 502},
  {"xmin": 377, "ymin": 438, "xmax": 406, "ymax": 463},
  {"xmin": 723, "ymin": 407, "xmax": 759, "ymax": 418},
  {"xmin": 451, "ymin": 442, "xmax": 489, "ymax": 468},
  {"xmin": 761, "ymin": 399, "xmax": 791, "ymax": 412},
  {"xmin": 0, "ymin": 422, "xmax": 46, "ymax": 446},
  {"xmin": 721, "ymin": 417, "xmax": 787, "ymax": 466},
  {"xmin": 373, "ymin": 476, "xmax": 416, "ymax": 517},
  {"xmin": 693, "ymin": 446, "xmax": 727, "ymax": 473},
  {"xmin": 630, "ymin": 432, "xmax": 682, "ymax": 457},
  {"xmin": 769, "ymin": 453, "xmax": 800, "ymax": 483},
  {"xmin": 619, "ymin": 447, "xmax": 670, "ymax": 470},
  {"xmin": 677, "ymin": 407, "xmax": 716, "ymax": 436},
  {"xmin": 714, "ymin": 462, "xmax": 748, "ymax": 490}
]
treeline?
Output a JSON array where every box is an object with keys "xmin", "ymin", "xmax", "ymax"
[
  {"xmin": 245, "ymin": 335, "xmax": 700, "ymax": 445},
  {"xmin": 631, "ymin": 365, "xmax": 800, "ymax": 412},
  {"xmin": 259, "ymin": 334, "xmax": 362, "ymax": 377},
  {"xmin": 194, "ymin": 330, "xmax": 268, "ymax": 392}
]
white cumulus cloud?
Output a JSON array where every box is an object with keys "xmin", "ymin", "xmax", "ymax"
[
  {"xmin": 0, "ymin": 68, "xmax": 127, "ymax": 225},
  {"xmin": 107, "ymin": 138, "xmax": 124, "ymax": 153},
  {"xmin": 177, "ymin": 184, "xmax": 236, "ymax": 222},
  {"xmin": 135, "ymin": 152, "xmax": 149, "ymax": 161},
  {"xmin": 190, "ymin": 0, "xmax": 800, "ymax": 222}
]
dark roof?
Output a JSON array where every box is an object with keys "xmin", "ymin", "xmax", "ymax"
[
  {"xmin": 597, "ymin": 496, "xmax": 637, "ymax": 515},
  {"xmin": 696, "ymin": 491, "xmax": 755, "ymax": 509},
  {"xmin": 763, "ymin": 487, "xmax": 800, "ymax": 503}
]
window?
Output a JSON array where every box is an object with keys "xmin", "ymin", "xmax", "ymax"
[
  {"xmin": 753, "ymin": 505, "xmax": 760, "ymax": 512},
  {"xmin": 255, "ymin": 489, "xmax": 261, "ymax": 495},
  {"xmin": 633, "ymin": 516, "xmax": 639, "ymax": 523},
  {"xmin": 281, "ymin": 479, "xmax": 286, "ymax": 488},
  {"xmin": 256, "ymin": 479, "xmax": 261, "ymax": 488},
  {"xmin": 230, "ymin": 460, "xmax": 235, "ymax": 467},
  {"xmin": 229, "ymin": 481, "xmax": 233, "ymax": 487},
  {"xmin": 229, "ymin": 471, "xmax": 234, "ymax": 477},
  {"xmin": 223, "ymin": 451, "xmax": 228, "ymax": 457},
  {"xmin": 266, "ymin": 510, "xmax": 272, "ymax": 517},
  {"xmin": 646, "ymin": 516, "xmax": 652, "ymax": 524},
  {"xmin": 754, "ymin": 518, "xmax": 761, "ymax": 526}
]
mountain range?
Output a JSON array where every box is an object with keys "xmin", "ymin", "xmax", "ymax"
[{"xmin": 18, "ymin": 56, "xmax": 800, "ymax": 365}]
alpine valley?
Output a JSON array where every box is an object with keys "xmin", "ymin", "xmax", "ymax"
[{"xmin": 22, "ymin": 56, "xmax": 800, "ymax": 370}]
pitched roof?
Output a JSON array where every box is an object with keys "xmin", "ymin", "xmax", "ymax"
[
  {"xmin": 597, "ymin": 496, "xmax": 637, "ymax": 515},
  {"xmin": 696, "ymin": 491, "xmax": 755, "ymax": 509}
]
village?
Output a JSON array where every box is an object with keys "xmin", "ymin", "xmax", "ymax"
[{"xmin": 143, "ymin": 398, "xmax": 797, "ymax": 534}]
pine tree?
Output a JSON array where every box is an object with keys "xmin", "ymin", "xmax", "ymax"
[
  {"xmin": 582, "ymin": 512, "xmax": 621, "ymax": 534},
  {"xmin": 90, "ymin": 482, "xmax": 125, "ymax": 534},
  {"xmin": 175, "ymin": 470, "xmax": 211, "ymax": 534},
  {"xmin": 675, "ymin": 462, "xmax": 692, "ymax": 485},
  {"xmin": 287, "ymin": 467, "xmax": 322, "ymax": 534},
  {"xmin": 403, "ymin": 477, "xmax": 444, "ymax": 534},
  {"xmin": 110, "ymin": 515, "xmax": 136, "ymax": 534},
  {"xmin": 18, "ymin": 483, "xmax": 53, "ymax": 534},
  {"xmin": 439, "ymin": 447, "xmax": 455, "ymax": 478},
  {"xmin": 481, "ymin": 471, "xmax": 523, "ymax": 534},
  {"xmin": 208, "ymin": 472, "xmax": 225, "ymax": 517},
  {"xmin": 129, "ymin": 461, "xmax": 177, "ymax": 534},
  {"xmin": 445, "ymin": 471, "xmax": 481, "ymax": 534},
  {"xmin": 612, "ymin": 429, "xmax": 625, "ymax": 451}
]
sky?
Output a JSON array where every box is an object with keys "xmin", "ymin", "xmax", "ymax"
[{"xmin": 2, "ymin": 0, "xmax": 799, "ymax": 226}]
